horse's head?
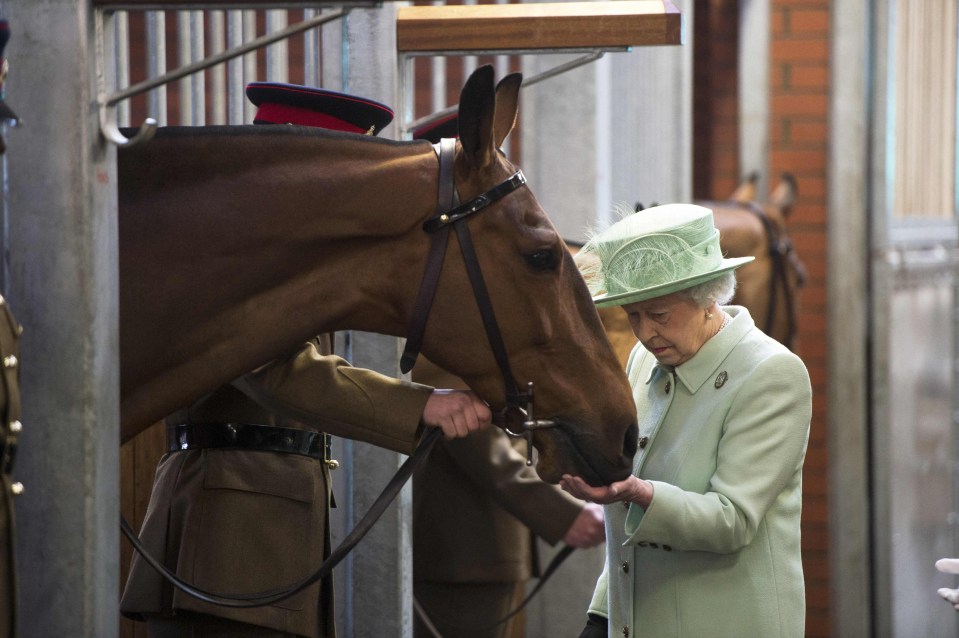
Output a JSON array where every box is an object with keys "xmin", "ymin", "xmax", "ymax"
[{"xmin": 412, "ymin": 66, "xmax": 637, "ymax": 486}]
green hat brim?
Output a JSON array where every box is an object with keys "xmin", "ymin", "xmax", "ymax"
[{"xmin": 592, "ymin": 256, "xmax": 755, "ymax": 308}]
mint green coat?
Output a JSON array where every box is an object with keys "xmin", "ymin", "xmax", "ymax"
[{"xmin": 588, "ymin": 306, "xmax": 811, "ymax": 638}]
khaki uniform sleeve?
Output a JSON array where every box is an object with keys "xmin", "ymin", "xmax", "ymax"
[
  {"xmin": 233, "ymin": 341, "xmax": 432, "ymax": 455},
  {"xmin": 442, "ymin": 428, "xmax": 584, "ymax": 544}
]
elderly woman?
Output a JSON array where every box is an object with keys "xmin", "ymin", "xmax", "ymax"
[{"xmin": 562, "ymin": 203, "xmax": 811, "ymax": 638}]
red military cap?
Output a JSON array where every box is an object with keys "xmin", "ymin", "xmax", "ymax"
[
  {"xmin": 411, "ymin": 113, "xmax": 457, "ymax": 143},
  {"xmin": 245, "ymin": 82, "xmax": 394, "ymax": 136}
]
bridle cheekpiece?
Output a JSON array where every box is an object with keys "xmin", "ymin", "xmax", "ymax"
[{"xmin": 401, "ymin": 138, "xmax": 557, "ymax": 464}]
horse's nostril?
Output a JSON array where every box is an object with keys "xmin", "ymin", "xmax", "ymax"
[{"xmin": 623, "ymin": 424, "xmax": 638, "ymax": 459}]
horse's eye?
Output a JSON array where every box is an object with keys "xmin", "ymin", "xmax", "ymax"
[{"xmin": 526, "ymin": 250, "xmax": 557, "ymax": 271}]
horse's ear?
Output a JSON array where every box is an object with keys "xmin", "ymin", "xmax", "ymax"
[
  {"xmin": 769, "ymin": 172, "xmax": 797, "ymax": 217},
  {"xmin": 493, "ymin": 73, "xmax": 522, "ymax": 149},
  {"xmin": 458, "ymin": 65, "xmax": 496, "ymax": 170},
  {"xmin": 729, "ymin": 171, "xmax": 760, "ymax": 203}
]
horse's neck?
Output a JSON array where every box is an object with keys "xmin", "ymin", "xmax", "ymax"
[{"xmin": 119, "ymin": 128, "xmax": 438, "ymax": 437}]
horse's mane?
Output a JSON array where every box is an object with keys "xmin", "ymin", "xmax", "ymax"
[{"xmin": 123, "ymin": 124, "xmax": 428, "ymax": 149}]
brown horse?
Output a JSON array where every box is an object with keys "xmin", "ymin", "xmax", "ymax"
[
  {"xmin": 118, "ymin": 66, "xmax": 636, "ymax": 486},
  {"xmin": 599, "ymin": 173, "xmax": 806, "ymax": 366}
]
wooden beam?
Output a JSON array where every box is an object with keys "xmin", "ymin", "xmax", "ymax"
[{"xmin": 397, "ymin": 0, "xmax": 682, "ymax": 54}]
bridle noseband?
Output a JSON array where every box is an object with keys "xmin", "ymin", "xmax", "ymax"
[{"xmin": 400, "ymin": 137, "xmax": 557, "ymax": 464}]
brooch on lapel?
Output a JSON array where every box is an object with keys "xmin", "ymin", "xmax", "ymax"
[{"xmin": 714, "ymin": 371, "xmax": 728, "ymax": 388}]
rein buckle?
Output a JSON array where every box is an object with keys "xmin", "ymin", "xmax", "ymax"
[{"xmin": 500, "ymin": 382, "xmax": 556, "ymax": 465}]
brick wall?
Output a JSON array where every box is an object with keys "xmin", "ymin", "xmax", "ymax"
[
  {"xmin": 693, "ymin": 1, "xmax": 832, "ymax": 635},
  {"xmin": 771, "ymin": 3, "xmax": 830, "ymax": 635}
]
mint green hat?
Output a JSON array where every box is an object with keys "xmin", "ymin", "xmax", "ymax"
[{"xmin": 576, "ymin": 203, "xmax": 754, "ymax": 308}]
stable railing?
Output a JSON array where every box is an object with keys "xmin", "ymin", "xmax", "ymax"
[{"xmin": 95, "ymin": 0, "xmax": 682, "ymax": 146}]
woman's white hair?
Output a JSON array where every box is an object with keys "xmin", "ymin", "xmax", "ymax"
[{"xmin": 679, "ymin": 271, "xmax": 738, "ymax": 307}]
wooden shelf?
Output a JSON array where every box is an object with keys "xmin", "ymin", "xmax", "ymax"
[{"xmin": 397, "ymin": 0, "xmax": 682, "ymax": 54}]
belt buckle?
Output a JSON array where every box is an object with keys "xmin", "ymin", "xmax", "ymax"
[{"xmin": 323, "ymin": 433, "xmax": 339, "ymax": 470}]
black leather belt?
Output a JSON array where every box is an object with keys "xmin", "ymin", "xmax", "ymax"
[{"xmin": 167, "ymin": 423, "xmax": 334, "ymax": 465}]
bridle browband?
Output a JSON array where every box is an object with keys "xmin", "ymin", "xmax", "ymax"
[{"xmin": 400, "ymin": 137, "xmax": 557, "ymax": 464}]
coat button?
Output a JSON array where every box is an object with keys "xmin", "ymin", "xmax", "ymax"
[
  {"xmin": 621, "ymin": 561, "xmax": 629, "ymax": 573},
  {"xmin": 638, "ymin": 436, "xmax": 649, "ymax": 449},
  {"xmin": 664, "ymin": 380, "xmax": 671, "ymax": 394},
  {"xmin": 623, "ymin": 626, "xmax": 630, "ymax": 637},
  {"xmin": 649, "ymin": 542, "xmax": 659, "ymax": 549},
  {"xmin": 638, "ymin": 541, "xmax": 648, "ymax": 547},
  {"xmin": 664, "ymin": 545, "xmax": 673, "ymax": 551}
]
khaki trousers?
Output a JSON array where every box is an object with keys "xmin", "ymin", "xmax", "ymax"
[
  {"xmin": 414, "ymin": 581, "xmax": 523, "ymax": 638},
  {"xmin": 148, "ymin": 612, "xmax": 306, "ymax": 638}
]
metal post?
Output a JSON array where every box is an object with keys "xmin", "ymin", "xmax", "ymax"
[
  {"xmin": 607, "ymin": 0, "xmax": 693, "ymax": 207},
  {"xmin": 827, "ymin": 0, "xmax": 873, "ymax": 636},
  {"xmin": 3, "ymin": 1, "xmax": 120, "ymax": 636},
  {"xmin": 325, "ymin": 6, "xmax": 408, "ymax": 636},
  {"xmin": 739, "ymin": 0, "xmax": 770, "ymax": 194}
]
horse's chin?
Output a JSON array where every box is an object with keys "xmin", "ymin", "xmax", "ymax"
[{"xmin": 533, "ymin": 422, "xmax": 632, "ymax": 487}]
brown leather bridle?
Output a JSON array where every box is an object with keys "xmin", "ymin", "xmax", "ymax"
[
  {"xmin": 736, "ymin": 201, "xmax": 806, "ymax": 351},
  {"xmin": 400, "ymin": 137, "xmax": 557, "ymax": 464}
]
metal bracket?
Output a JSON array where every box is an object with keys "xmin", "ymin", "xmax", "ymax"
[
  {"xmin": 401, "ymin": 49, "xmax": 618, "ymax": 135},
  {"xmin": 95, "ymin": 4, "xmax": 369, "ymax": 147}
]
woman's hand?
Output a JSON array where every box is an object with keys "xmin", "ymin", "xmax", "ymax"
[{"xmin": 560, "ymin": 474, "xmax": 654, "ymax": 509}]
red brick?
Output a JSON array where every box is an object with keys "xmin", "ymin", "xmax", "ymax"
[
  {"xmin": 709, "ymin": 178, "xmax": 741, "ymax": 200},
  {"xmin": 772, "ymin": 38, "xmax": 829, "ymax": 64},
  {"xmin": 771, "ymin": 148, "xmax": 827, "ymax": 174},
  {"xmin": 803, "ymin": 554, "xmax": 830, "ymax": 580},
  {"xmin": 805, "ymin": 611, "xmax": 832, "ymax": 637},
  {"xmin": 789, "ymin": 63, "xmax": 831, "ymax": 89},
  {"xmin": 802, "ymin": 446, "xmax": 828, "ymax": 473},
  {"xmin": 789, "ymin": 120, "xmax": 829, "ymax": 145},
  {"xmin": 803, "ymin": 469, "xmax": 829, "ymax": 496},
  {"xmin": 780, "ymin": 173, "xmax": 824, "ymax": 203},
  {"xmin": 787, "ymin": 8, "xmax": 830, "ymax": 33},
  {"xmin": 805, "ymin": 578, "xmax": 832, "ymax": 607},
  {"xmin": 802, "ymin": 520, "xmax": 830, "ymax": 547},
  {"xmin": 772, "ymin": 93, "xmax": 829, "ymax": 117},
  {"xmin": 774, "ymin": 0, "xmax": 831, "ymax": 8}
]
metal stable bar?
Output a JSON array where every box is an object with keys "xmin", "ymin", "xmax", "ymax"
[
  {"xmin": 209, "ymin": 10, "xmax": 227, "ymax": 124},
  {"xmin": 266, "ymin": 10, "xmax": 290, "ymax": 82},
  {"xmin": 103, "ymin": 7, "xmax": 353, "ymax": 107},
  {"xmin": 403, "ymin": 49, "xmax": 612, "ymax": 133},
  {"xmin": 146, "ymin": 10, "xmax": 169, "ymax": 125},
  {"xmin": 116, "ymin": 11, "xmax": 131, "ymax": 126},
  {"xmin": 226, "ymin": 9, "xmax": 245, "ymax": 124},
  {"xmin": 303, "ymin": 8, "xmax": 321, "ymax": 87}
]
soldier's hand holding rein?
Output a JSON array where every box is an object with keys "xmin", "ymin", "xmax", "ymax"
[{"xmin": 422, "ymin": 389, "xmax": 492, "ymax": 439}]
